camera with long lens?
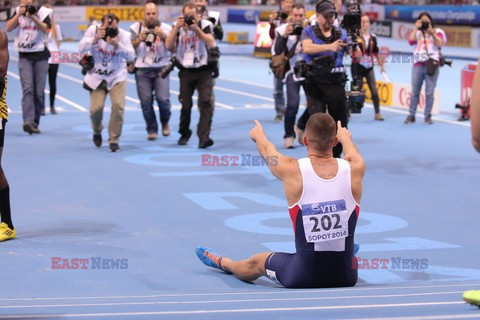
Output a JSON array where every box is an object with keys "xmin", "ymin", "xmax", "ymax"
[
  {"xmin": 160, "ymin": 56, "xmax": 181, "ymax": 79},
  {"xmin": 24, "ymin": 4, "xmax": 37, "ymax": 15},
  {"xmin": 79, "ymin": 55, "xmax": 94, "ymax": 75},
  {"xmin": 341, "ymin": 0, "xmax": 366, "ymax": 114},
  {"xmin": 420, "ymin": 21, "xmax": 429, "ymax": 31},
  {"xmin": 184, "ymin": 15, "xmax": 195, "ymax": 26},
  {"xmin": 145, "ymin": 31, "xmax": 156, "ymax": 47},
  {"xmin": 292, "ymin": 22, "xmax": 303, "ymax": 36}
]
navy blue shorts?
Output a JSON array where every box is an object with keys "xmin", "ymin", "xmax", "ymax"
[
  {"xmin": 0, "ymin": 119, "xmax": 6, "ymax": 148},
  {"xmin": 264, "ymin": 250, "xmax": 358, "ymax": 288}
]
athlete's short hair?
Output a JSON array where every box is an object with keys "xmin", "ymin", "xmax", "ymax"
[{"xmin": 305, "ymin": 113, "xmax": 337, "ymax": 152}]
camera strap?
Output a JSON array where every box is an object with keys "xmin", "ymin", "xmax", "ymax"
[{"xmin": 286, "ymin": 36, "xmax": 301, "ymax": 59}]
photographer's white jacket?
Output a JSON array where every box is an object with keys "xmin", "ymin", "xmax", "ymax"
[{"xmin": 78, "ymin": 25, "xmax": 135, "ymax": 91}]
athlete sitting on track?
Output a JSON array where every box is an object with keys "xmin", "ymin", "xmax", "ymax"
[{"xmin": 195, "ymin": 113, "xmax": 365, "ymax": 288}]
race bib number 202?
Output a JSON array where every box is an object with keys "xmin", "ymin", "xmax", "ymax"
[{"xmin": 301, "ymin": 199, "xmax": 349, "ymax": 243}]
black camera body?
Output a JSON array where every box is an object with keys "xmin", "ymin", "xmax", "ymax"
[
  {"xmin": 103, "ymin": 15, "xmax": 118, "ymax": 40},
  {"xmin": 184, "ymin": 15, "xmax": 195, "ymax": 26},
  {"xmin": 341, "ymin": 0, "xmax": 366, "ymax": 114},
  {"xmin": 79, "ymin": 55, "xmax": 94, "ymax": 75},
  {"xmin": 420, "ymin": 21, "xmax": 429, "ymax": 31},
  {"xmin": 278, "ymin": 10, "xmax": 288, "ymax": 21},
  {"xmin": 292, "ymin": 22, "xmax": 303, "ymax": 36},
  {"xmin": 24, "ymin": 4, "xmax": 38, "ymax": 15}
]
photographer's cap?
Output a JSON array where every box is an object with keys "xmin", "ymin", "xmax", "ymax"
[{"xmin": 316, "ymin": 0, "xmax": 336, "ymax": 17}]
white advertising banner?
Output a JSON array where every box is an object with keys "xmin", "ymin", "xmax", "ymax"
[
  {"xmin": 391, "ymin": 83, "xmax": 440, "ymax": 115},
  {"xmin": 53, "ymin": 6, "xmax": 86, "ymax": 22}
]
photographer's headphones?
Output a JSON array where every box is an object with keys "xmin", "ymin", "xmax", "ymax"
[{"xmin": 315, "ymin": 0, "xmax": 337, "ymax": 19}]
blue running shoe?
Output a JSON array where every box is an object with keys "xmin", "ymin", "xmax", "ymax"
[
  {"xmin": 354, "ymin": 243, "xmax": 360, "ymax": 255},
  {"xmin": 196, "ymin": 246, "xmax": 223, "ymax": 270}
]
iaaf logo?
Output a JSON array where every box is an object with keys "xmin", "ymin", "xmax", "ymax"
[
  {"xmin": 201, "ymin": 154, "xmax": 278, "ymax": 167},
  {"xmin": 352, "ymin": 257, "xmax": 428, "ymax": 270},
  {"xmin": 51, "ymin": 257, "xmax": 128, "ymax": 270}
]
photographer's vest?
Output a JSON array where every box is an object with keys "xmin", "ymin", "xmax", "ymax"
[
  {"xmin": 14, "ymin": 6, "xmax": 52, "ymax": 53},
  {"xmin": 303, "ymin": 25, "xmax": 347, "ymax": 73},
  {"xmin": 175, "ymin": 20, "xmax": 214, "ymax": 69},
  {"xmin": 80, "ymin": 25, "xmax": 134, "ymax": 91},
  {"xmin": 130, "ymin": 21, "xmax": 172, "ymax": 69}
]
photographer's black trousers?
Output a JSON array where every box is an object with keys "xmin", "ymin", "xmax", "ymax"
[
  {"xmin": 304, "ymin": 79, "xmax": 348, "ymax": 158},
  {"xmin": 178, "ymin": 67, "xmax": 213, "ymax": 144}
]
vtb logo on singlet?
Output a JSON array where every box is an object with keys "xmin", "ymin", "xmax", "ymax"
[{"xmin": 301, "ymin": 199, "xmax": 349, "ymax": 243}]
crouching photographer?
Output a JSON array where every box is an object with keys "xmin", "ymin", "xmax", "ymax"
[
  {"xmin": 299, "ymin": 0, "xmax": 349, "ymax": 158},
  {"xmin": 273, "ymin": 3, "xmax": 309, "ymax": 149},
  {"xmin": 78, "ymin": 14, "xmax": 135, "ymax": 152},
  {"xmin": 165, "ymin": 2, "xmax": 216, "ymax": 149},
  {"xmin": 130, "ymin": 1, "xmax": 172, "ymax": 141},
  {"xmin": 405, "ymin": 12, "xmax": 446, "ymax": 125}
]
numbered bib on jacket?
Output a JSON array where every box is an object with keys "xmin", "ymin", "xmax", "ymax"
[{"xmin": 301, "ymin": 199, "xmax": 349, "ymax": 243}]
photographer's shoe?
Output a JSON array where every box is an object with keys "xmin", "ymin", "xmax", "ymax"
[
  {"xmin": 147, "ymin": 132, "xmax": 157, "ymax": 141},
  {"xmin": 283, "ymin": 137, "xmax": 294, "ymax": 149},
  {"xmin": 374, "ymin": 113, "xmax": 384, "ymax": 121},
  {"xmin": 295, "ymin": 125, "xmax": 305, "ymax": 146},
  {"xmin": 178, "ymin": 130, "xmax": 192, "ymax": 146},
  {"xmin": 274, "ymin": 115, "xmax": 283, "ymax": 123},
  {"xmin": 424, "ymin": 115, "xmax": 433, "ymax": 124},
  {"xmin": 404, "ymin": 115, "xmax": 415, "ymax": 124},
  {"xmin": 93, "ymin": 134, "xmax": 102, "ymax": 147},
  {"xmin": 161, "ymin": 123, "xmax": 171, "ymax": 137},
  {"xmin": 109, "ymin": 143, "xmax": 120, "ymax": 153},
  {"xmin": 199, "ymin": 138, "xmax": 214, "ymax": 149},
  {"xmin": 23, "ymin": 123, "xmax": 34, "ymax": 135},
  {"xmin": 50, "ymin": 106, "xmax": 57, "ymax": 115}
]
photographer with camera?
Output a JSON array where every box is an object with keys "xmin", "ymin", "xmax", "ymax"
[
  {"xmin": 405, "ymin": 12, "xmax": 446, "ymax": 125},
  {"xmin": 357, "ymin": 14, "xmax": 385, "ymax": 121},
  {"xmin": 165, "ymin": 2, "xmax": 216, "ymax": 148},
  {"xmin": 269, "ymin": 0, "xmax": 293, "ymax": 123},
  {"xmin": 130, "ymin": 1, "xmax": 172, "ymax": 141},
  {"xmin": 300, "ymin": 0, "xmax": 351, "ymax": 158},
  {"xmin": 78, "ymin": 14, "xmax": 135, "ymax": 152},
  {"xmin": 273, "ymin": 3, "xmax": 309, "ymax": 149},
  {"xmin": 6, "ymin": 0, "xmax": 52, "ymax": 134}
]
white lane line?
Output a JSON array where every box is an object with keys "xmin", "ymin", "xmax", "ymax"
[
  {"xmin": 0, "ymin": 301, "xmax": 465, "ymax": 318},
  {"xmin": 0, "ymin": 291, "xmax": 465, "ymax": 309},
  {"xmin": 7, "ymin": 71, "xmax": 88, "ymax": 112},
  {"xmin": 1, "ymin": 282, "xmax": 478, "ymax": 302}
]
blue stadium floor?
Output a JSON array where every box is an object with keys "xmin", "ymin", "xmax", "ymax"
[{"xmin": 1, "ymin": 43, "xmax": 480, "ymax": 319}]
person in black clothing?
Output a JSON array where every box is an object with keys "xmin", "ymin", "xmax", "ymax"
[{"xmin": 356, "ymin": 14, "xmax": 385, "ymax": 121}]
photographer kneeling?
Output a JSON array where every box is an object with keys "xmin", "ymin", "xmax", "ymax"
[
  {"xmin": 130, "ymin": 1, "xmax": 172, "ymax": 141},
  {"xmin": 300, "ymin": 0, "xmax": 349, "ymax": 158},
  {"xmin": 165, "ymin": 2, "xmax": 216, "ymax": 148},
  {"xmin": 405, "ymin": 12, "xmax": 446, "ymax": 125},
  {"xmin": 79, "ymin": 14, "xmax": 135, "ymax": 152}
]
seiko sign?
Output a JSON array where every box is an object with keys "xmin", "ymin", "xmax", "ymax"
[{"xmin": 370, "ymin": 21, "xmax": 392, "ymax": 38}]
